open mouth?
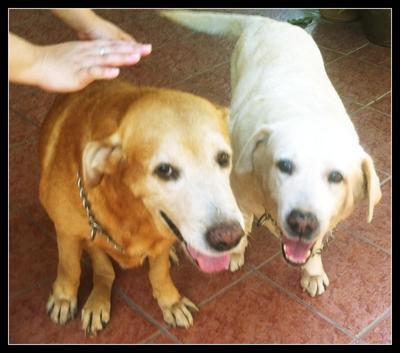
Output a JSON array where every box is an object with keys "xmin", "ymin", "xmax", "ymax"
[
  {"xmin": 160, "ymin": 211, "xmax": 230, "ymax": 273},
  {"xmin": 281, "ymin": 236, "xmax": 315, "ymax": 266}
]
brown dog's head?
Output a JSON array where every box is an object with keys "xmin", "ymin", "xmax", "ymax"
[{"xmin": 82, "ymin": 88, "xmax": 244, "ymax": 272}]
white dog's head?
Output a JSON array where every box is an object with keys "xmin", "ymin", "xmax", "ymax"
[{"xmin": 235, "ymin": 118, "xmax": 382, "ymax": 266}]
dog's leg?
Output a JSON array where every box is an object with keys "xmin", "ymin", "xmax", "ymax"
[
  {"xmin": 148, "ymin": 247, "xmax": 198, "ymax": 328},
  {"xmin": 81, "ymin": 245, "xmax": 115, "ymax": 336},
  {"xmin": 229, "ymin": 213, "xmax": 253, "ymax": 272},
  {"xmin": 300, "ymin": 252, "xmax": 329, "ymax": 297},
  {"xmin": 47, "ymin": 232, "xmax": 82, "ymax": 325}
]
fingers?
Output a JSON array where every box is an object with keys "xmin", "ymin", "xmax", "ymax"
[{"xmin": 81, "ymin": 40, "xmax": 151, "ymax": 67}]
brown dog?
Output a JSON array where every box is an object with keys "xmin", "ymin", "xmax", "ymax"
[{"xmin": 39, "ymin": 80, "xmax": 245, "ymax": 336}]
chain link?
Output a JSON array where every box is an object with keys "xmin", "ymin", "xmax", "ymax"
[{"xmin": 76, "ymin": 172, "xmax": 125, "ymax": 254}]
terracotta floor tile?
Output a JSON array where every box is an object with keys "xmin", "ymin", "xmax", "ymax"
[
  {"xmin": 9, "ymin": 84, "xmax": 56, "ymax": 125},
  {"xmin": 326, "ymin": 56, "xmax": 391, "ymax": 105},
  {"xmin": 338, "ymin": 181, "xmax": 391, "ymax": 252},
  {"xmin": 9, "ymin": 210, "xmax": 58, "ymax": 297},
  {"xmin": 382, "ymin": 57, "xmax": 391, "ymax": 69},
  {"xmin": 115, "ymin": 247, "xmax": 252, "ymax": 325},
  {"xmin": 125, "ymin": 10, "xmax": 196, "ymax": 49},
  {"xmin": 9, "ymin": 110, "xmax": 39, "ymax": 147},
  {"xmin": 312, "ymin": 21, "xmax": 368, "ymax": 54},
  {"xmin": 360, "ymin": 313, "xmax": 392, "ymax": 344},
  {"xmin": 350, "ymin": 43, "xmax": 391, "ymax": 67},
  {"xmin": 341, "ymin": 96, "xmax": 364, "ymax": 114},
  {"xmin": 119, "ymin": 32, "xmax": 234, "ymax": 87},
  {"xmin": 370, "ymin": 93, "xmax": 391, "ymax": 116},
  {"xmin": 144, "ymin": 331, "xmax": 178, "ymax": 344},
  {"xmin": 17, "ymin": 200, "xmax": 56, "ymax": 238},
  {"xmin": 9, "ymin": 277, "xmax": 158, "ymax": 343},
  {"xmin": 10, "ymin": 9, "xmax": 74, "ymax": 45},
  {"xmin": 9, "ymin": 141, "xmax": 40, "ymax": 207},
  {"xmin": 260, "ymin": 232, "xmax": 391, "ymax": 336},
  {"xmin": 351, "ymin": 107, "xmax": 391, "ymax": 173},
  {"xmin": 95, "ymin": 9, "xmax": 153, "ymax": 26},
  {"xmin": 169, "ymin": 273, "xmax": 350, "ymax": 343},
  {"xmin": 320, "ymin": 47, "xmax": 344, "ymax": 63},
  {"xmin": 244, "ymin": 225, "xmax": 281, "ymax": 268},
  {"xmin": 173, "ymin": 62, "xmax": 231, "ymax": 105},
  {"xmin": 8, "ymin": 9, "xmax": 40, "ymax": 27}
]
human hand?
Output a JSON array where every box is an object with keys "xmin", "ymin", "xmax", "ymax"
[{"xmin": 32, "ymin": 39, "xmax": 151, "ymax": 92}]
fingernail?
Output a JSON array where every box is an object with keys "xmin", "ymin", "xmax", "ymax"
[
  {"xmin": 108, "ymin": 68, "xmax": 119, "ymax": 76},
  {"xmin": 128, "ymin": 53, "xmax": 141, "ymax": 61},
  {"xmin": 141, "ymin": 44, "xmax": 152, "ymax": 53}
]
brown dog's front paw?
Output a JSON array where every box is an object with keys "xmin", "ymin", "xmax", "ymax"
[
  {"xmin": 161, "ymin": 297, "xmax": 199, "ymax": 329},
  {"xmin": 81, "ymin": 294, "xmax": 111, "ymax": 337},
  {"xmin": 46, "ymin": 293, "xmax": 78, "ymax": 325}
]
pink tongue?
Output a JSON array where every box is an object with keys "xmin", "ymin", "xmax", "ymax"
[
  {"xmin": 187, "ymin": 244, "xmax": 230, "ymax": 273},
  {"xmin": 283, "ymin": 237, "xmax": 314, "ymax": 264}
]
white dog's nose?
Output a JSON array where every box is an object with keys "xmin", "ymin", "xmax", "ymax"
[
  {"xmin": 286, "ymin": 209, "xmax": 319, "ymax": 239},
  {"xmin": 206, "ymin": 222, "xmax": 244, "ymax": 251}
]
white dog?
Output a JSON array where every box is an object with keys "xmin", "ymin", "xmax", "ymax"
[{"xmin": 161, "ymin": 10, "xmax": 382, "ymax": 297}]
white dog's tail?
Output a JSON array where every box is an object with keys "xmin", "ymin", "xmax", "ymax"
[{"xmin": 159, "ymin": 10, "xmax": 265, "ymax": 37}]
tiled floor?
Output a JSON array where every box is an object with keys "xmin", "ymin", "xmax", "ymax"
[{"xmin": 8, "ymin": 9, "xmax": 391, "ymax": 344}]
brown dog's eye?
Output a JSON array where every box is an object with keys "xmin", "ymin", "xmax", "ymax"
[
  {"xmin": 328, "ymin": 171, "xmax": 343, "ymax": 183},
  {"xmin": 216, "ymin": 151, "xmax": 230, "ymax": 168},
  {"xmin": 154, "ymin": 163, "xmax": 179, "ymax": 181}
]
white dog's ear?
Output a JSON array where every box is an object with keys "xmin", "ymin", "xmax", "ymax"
[
  {"xmin": 214, "ymin": 104, "xmax": 230, "ymax": 123},
  {"xmin": 361, "ymin": 153, "xmax": 382, "ymax": 222},
  {"xmin": 235, "ymin": 126, "xmax": 271, "ymax": 175},
  {"xmin": 82, "ymin": 133, "xmax": 123, "ymax": 187}
]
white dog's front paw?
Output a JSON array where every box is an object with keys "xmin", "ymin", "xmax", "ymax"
[
  {"xmin": 229, "ymin": 252, "xmax": 245, "ymax": 272},
  {"xmin": 300, "ymin": 269, "xmax": 329, "ymax": 297}
]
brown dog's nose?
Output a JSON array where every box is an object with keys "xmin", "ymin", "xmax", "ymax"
[
  {"xmin": 286, "ymin": 209, "xmax": 319, "ymax": 239},
  {"xmin": 206, "ymin": 222, "xmax": 244, "ymax": 252}
]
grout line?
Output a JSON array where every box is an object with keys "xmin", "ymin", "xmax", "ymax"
[
  {"xmin": 351, "ymin": 233, "xmax": 391, "ymax": 256},
  {"xmin": 140, "ymin": 329, "xmax": 181, "ymax": 344},
  {"xmin": 344, "ymin": 42, "xmax": 370, "ymax": 56},
  {"xmin": 9, "ymin": 107, "xmax": 41, "ymax": 128},
  {"xmin": 10, "ymin": 278, "xmax": 53, "ymax": 303},
  {"xmin": 380, "ymin": 176, "xmax": 392, "ymax": 186},
  {"xmin": 140, "ymin": 330, "xmax": 163, "ymax": 344},
  {"xmin": 357, "ymin": 91, "xmax": 392, "ymax": 113},
  {"xmin": 253, "ymin": 271, "xmax": 356, "ymax": 340},
  {"xmin": 197, "ymin": 268, "xmax": 255, "ymax": 308},
  {"xmin": 16, "ymin": 204, "xmax": 57, "ymax": 242},
  {"xmin": 251, "ymin": 251, "xmax": 282, "ymax": 271},
  {"xmin": 324, "ymin": 42, "xmax": 369, "ymax": 65},
  {"xmin": 168, "ymin": 60, "xmax": 231, "ymax": 89},
  {"xmin": 355, "ymin": 306, "xmax": 391, "ymax": 340},
  {"xmin": 115, "ymin": 287, "xmax": 180, "ymax": 343}
]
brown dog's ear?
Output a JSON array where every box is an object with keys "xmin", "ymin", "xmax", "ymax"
[
  {"xmin": 235, "ymin": 125, "xmax": 271, "ymax": 175},
  {"xmin": 82, "ymin": 133, "xmax": 123, "ymax": 187},
  {"xmin": 361, "ymin": 153, "xmax": 382, "ymax": 223}
]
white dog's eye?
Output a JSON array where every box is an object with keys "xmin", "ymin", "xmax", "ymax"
[
  {"xmin": 328, "ymin": 171, "xmax": 343, "ymax": 183},
  {"xmin": 216, "ymin": 151, "xmax": 230, "ymax": 168},
  {"xmin": 276, "ymin": 159, "xmax": 294, "ymax": 175},
  {"xmin": 154, "ymin": 163, "xmax": 180, "ymax": 181}
]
